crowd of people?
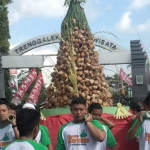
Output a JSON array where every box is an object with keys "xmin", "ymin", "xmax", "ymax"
[
  {"xmin": 0, "ymin": 99, "xmax": 53, "ymax": 150},
  {"xmin": 0, "ymin": 95, "xmax": 150, "ymax": 150}
]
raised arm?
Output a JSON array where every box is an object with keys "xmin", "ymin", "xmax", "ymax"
[
  {"xmin": 100, "ymin": 117, "xmax": 115, "ymax": 129},
  {"xmin": 126, "ymin": 113, "xmax": 142, "ymax": 142},
  {"xmin": 11, "ymin": 117, "xmax": 19, "ymax": 139},
  {"xmin": 85, "ymin": 114, "xmax": 106, "ymax": 142}
]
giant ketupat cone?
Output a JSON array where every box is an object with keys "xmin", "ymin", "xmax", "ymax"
[{"xmin": 47, "ymin": 0, "xmax": 113, "ymax": 108}]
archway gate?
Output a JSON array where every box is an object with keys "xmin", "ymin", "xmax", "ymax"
[{"xmin": 0, "ymin": 34, "xmax": 147, "ymax": 101}]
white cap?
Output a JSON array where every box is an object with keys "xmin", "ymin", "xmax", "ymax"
[
  {"xmin": 22, "ymin": 103, "xmax": 35, "ymax": 109},
  {"xmin": 146, "ymin": 111, "xmax": 150, "ymax": 118}
]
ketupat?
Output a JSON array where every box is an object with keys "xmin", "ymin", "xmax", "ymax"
[
  {"xmin": 47, "ymin": 0, "xmax": 113, "ymax": 108},
  {"xmin": 114, "ymin": 103, "xmax": 132, "ymax": 119}
]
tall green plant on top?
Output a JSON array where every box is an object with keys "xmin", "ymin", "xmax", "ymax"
[{"xmin": 47, "ymin": 0, "xmax": 113, "ymax": 108}]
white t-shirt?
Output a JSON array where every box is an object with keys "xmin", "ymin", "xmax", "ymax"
[
  {"xmin": 35, "ymin": 130, "xmax": 41, "ymax": 143},
  {"xmin": 2, "ymin": 140, "xmax": 48, "ymax": 150},
  {"xmin": 97, "ymin": 125, "xmax": 107, "ymax": 149},
  {"xmin": 96, "ymin": 125, "xmax": 117, "ymax": 150},
  {"xmin": 138, "ymin": 120, "xmax": 150, "ymax": 150},
  {"xmin": 56, "ymin": 120, "xmax": 105, "ymax": 150},
  {"xmin": 0, "ymin": 124, "xmax": 15, "ymax": 150}
]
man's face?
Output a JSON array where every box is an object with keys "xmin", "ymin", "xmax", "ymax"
[
  {"xmin": 9, "ymin": 109, "xmax": 16, "ymax": 116},
  {"xmin": 70, "ymin": 104, "xmax": 87, "ymax": 122},
  {"xmin": 0, "ymin": 104, "xmax": 9, "ymax": 122},
  {"xmin": 90, "ymin": 109, "xmax": 102, "ymax": 120}
]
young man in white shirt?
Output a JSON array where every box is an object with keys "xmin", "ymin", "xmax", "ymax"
[
  {"xmin": 22, "ymin": 103, "xmax": 53, "ymax": 150},
  {"xmin": 0, "ymin": 99, "xmax": 19, "ymax": 150},
  {"xmin": 126, "ymin": 94, "xmax": 150, "ymax": 150},
  {"xmin": 88, "ymin": 103, "xmax": 118, "ymax": 150},
  {"xmin": 3, "ymin": 109, "xmax": 48, "ymax": 150},
  {"xmin": 56, "ymin": 97, "xmax": 106, "ymax": 150}
]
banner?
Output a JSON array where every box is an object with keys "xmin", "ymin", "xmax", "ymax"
[
  {"xmin": 9, "ymin": 69, "xmax": 18, "ymax": 94},
  {"xmin": 119, "ymin": 68, "xmax": 132, "ymax": 87},
  {"xmin": 27, "ymin": 73, "xmax": 43, "ymax": 105},
  {"xmin": 11, "ymin": 68, "xmax": 37, "ymax": 105}
]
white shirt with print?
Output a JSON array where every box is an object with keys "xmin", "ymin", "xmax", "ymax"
[
  {"xmin": 56, "ymin": 120, "xmax": 105, "ymax": 150},
  {"xmin": 0, "ymin": 124, "xmax": 15, "ymax": 150}
]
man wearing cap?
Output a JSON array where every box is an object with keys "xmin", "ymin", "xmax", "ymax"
[{"xmin": 23, "ymin": 103, "xmax": 53, "ymax": 150}]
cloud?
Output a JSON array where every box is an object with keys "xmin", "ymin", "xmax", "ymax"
[
  {"xmin": 130, "ymin": 0, "xmax": 150, "ymax": 10},
  {"xmin": 9, "ymin": 44, "xmax": 20, "ymax": 50},
  {"xmin": 116, "ymin": 11, "xmax": 133, "ymax": 32},
  {"xmin": 84, "ymin": 1, "xmax": 111, "ymax": 20},
  {"xmin": 8, "ymin": 0, "xmax": 67, "ymax": 24},
  {"xmin": 8, "ymin": 0, "xmax": 111, "ymax": 24},
  {"xmin": 116, "ymin": 0, "xmax": 150, "ymax": 33},
  {"xmin": 137, "ymin": 19, "xmax": 150, "ymax": 32},
  {"xmin": 116, "ymin": 12, "xmax": 150, "ymax": 33}
]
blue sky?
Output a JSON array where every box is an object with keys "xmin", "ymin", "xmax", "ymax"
[
  {"xmin": 8, "ymin": 0, "xmax": 150, "ymax": 49},
  {"xmin": 7, "ymin": 0, "xmax": 150, "ymax": 85}
]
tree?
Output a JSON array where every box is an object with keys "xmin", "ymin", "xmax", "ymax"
[
  {"xmin": 105, "ymin": 74, "xmax": 130, "ymax": 106},
  {"xmin": 0, "ymin": 0, "xmax": 13, "ymax": 101}
]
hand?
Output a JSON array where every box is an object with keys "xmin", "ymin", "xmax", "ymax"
[
  {"xmin": 136, "ymin": 112, "xmax": 142, "ymax": 123},
  {"xmin": 99, "ymin": 116, "xmax": 103, "ymax": 121},
  {"xmin": 85, "ymin": 113, "xmax": 93, "ymax": 122},
  {"xmin": 10, "ymin": 117, "xmax": 16, "ymax": 126}
]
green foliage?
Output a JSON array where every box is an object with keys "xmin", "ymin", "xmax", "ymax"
[
  {"xmin": 0, "ymin": 0, "xmax": 12, "ymax": 101},
  {"xmin": 4, "ymin": 69, "xmax": 12, "ymax": 101},
  {"xmin": 62, "ymin": 0, "xmax": 90, "ymax": 40},
  {"xmin": 0, "ymin": 0, "xmax": 12, "ymax": 6},
  {"xmin": 105, "ymin": 74, "xmax": 129, "ymax": 105},
  {"xmin": 64, "ymin": 0, "xmax": 86, "ymax": 6}
]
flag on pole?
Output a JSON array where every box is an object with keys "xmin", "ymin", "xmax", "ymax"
[{"xmin": 119, "ymin": 68, "xmax": 132, "ymax": 87}]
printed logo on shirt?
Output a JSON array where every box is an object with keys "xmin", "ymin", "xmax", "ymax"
[
  {"xmin": 0, "ymin": 132, "xmax": 9, "ymax": 141},
  {"xmin": 145, "ymin": 133, "xmax": 150, "ymax": 142},
  {"xmin": 67, "ymin": 129, "xmax": 89, "ymax": 146}
]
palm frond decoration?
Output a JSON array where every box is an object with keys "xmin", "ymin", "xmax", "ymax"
[{"xmin": 64, "ymin": 0, "xmax": 86, "ymax": 6}]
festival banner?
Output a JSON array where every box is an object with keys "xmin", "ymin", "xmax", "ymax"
[
  {"xmin": 11, "ymin": 68, "xmax": 37, "ymax": 105},
  {"xmin": 27, "ymin": 73, "xmax": 44, "ymax": 105},
  {"xmin": 9, "ymin": 69, "xmax": 18, "ymax": 94},
  {"xmin": 119, "ymin": 68, "xmax": 132, "ymax": 87}
]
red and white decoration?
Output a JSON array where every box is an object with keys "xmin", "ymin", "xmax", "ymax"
[
  {"xmin": 27, "ymin": 73, "xmax": 44, "ymax": 105},
  {"xmin": 11, "ymin": 68, "xmax": 37, "ymax": 105}
]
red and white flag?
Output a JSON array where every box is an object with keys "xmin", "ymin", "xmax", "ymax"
[
  {"xmin": 27, "ymin": 73, "xmax": 44, "ymax": 105},
  {"xmin": 11, "ymin": 68, "xmax": 37, "ymax": 105},
  {"xmin": 119, "ymin": 68, "xmax": 132, "ymax": 87}
]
